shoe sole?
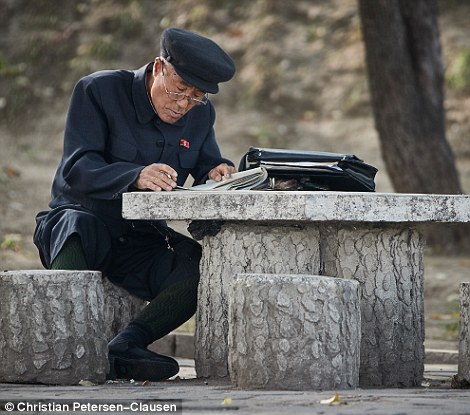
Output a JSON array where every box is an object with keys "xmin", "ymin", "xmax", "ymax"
[{"xmin": 108, "ymin": 355, "xmax": 179, "ymax": 381}]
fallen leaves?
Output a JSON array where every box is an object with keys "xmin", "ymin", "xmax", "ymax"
[{"xmin": 320, "ymin": 392, "xmax": 346, "ymax": 406}]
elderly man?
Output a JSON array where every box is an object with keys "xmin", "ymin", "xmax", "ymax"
[{"xmin": 34, "ymin": 27, "xmax": 236, "ymax": 381}]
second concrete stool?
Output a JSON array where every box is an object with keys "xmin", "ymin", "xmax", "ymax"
[{"xmin": 228, "ymin": 273, "xmax": 361, "ymax": 390}]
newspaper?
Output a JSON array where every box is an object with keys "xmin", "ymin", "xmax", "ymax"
[{"xmin": 175, "ymin": 167, "xmax": 268, "ymax": 191}]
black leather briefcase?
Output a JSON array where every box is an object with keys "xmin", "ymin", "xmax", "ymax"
[{"xmin": 239, "ymin": 147, "xmax": 378, "ymax": 192}]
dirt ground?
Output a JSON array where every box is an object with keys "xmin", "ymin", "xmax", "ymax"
[{"xmin": 1, "ymin": 0, "xmax": 469, "ymax": 346}]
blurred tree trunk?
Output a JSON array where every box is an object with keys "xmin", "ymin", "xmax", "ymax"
[
  {"xmin": 358, "ymin": 0, "xmax": 470, "ymax": 253},
  {"xmin": 358, "ymin": 0, "xmax": 461, "ymax": 194}
]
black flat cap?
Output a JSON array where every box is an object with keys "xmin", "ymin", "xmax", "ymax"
[{"xmin": 160, "ymin": 27, "xmax": 236, "ymax": 94}]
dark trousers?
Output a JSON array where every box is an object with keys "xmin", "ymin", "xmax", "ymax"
[{"xmin": 34, "ymin": 207, "xmax": 201, "ymax": 302}]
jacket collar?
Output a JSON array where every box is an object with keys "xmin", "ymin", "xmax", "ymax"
[{"xmin": 132, "ymin": 63, "xmax": 157, "ymax": 124}]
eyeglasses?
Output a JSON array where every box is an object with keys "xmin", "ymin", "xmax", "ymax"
[{"xmin": 161, "ymin": 61, "xmax": 208, "ymax": 106}]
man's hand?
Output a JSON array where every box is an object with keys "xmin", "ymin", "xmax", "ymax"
[
  {"xmin": 134, "ymin": 163, "xmax": 178, "ymax": 191},
  {"xmin": 208, "ymin": 163, "xmax": 236, "ymax": 182}
]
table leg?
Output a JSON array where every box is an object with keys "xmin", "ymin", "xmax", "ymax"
[
  {"xmin": 195, "ymin": 222, "xmax": 322, "ymax": 378},
  {"xmin": 194, "ymin": 222, "xmax": 425, "ymax": 388},
  {"xmin": 321, "ymin": 223, "xmax": 425, "ymax": 387}
]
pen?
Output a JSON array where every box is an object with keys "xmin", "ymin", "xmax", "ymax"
[
  {"xmin": 161, "ymin": 171, "xmax": 172, "ymax": 180},
  {"xmin": 157, "ymin": 160, "xmax": 174, "ymax": 180}
]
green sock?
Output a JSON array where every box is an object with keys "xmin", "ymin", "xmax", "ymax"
[
  {"xmin": 135, "ymin": 276, "xmax": 199, "ymax": 342},
  {"xmin": 51, "ymin": 233, "xmax": 88, "ymax": 270}
]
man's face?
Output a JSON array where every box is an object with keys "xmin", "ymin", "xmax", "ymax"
[{"xmin": 148, "ymin": 59, "xmax": 206, "ymax": 124}]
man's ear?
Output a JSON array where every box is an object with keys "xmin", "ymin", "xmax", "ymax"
[{"xmin": 153, "ymin": 57, "xmax": 163, "ymax": 77}]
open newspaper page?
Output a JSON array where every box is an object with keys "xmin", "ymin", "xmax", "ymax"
[{"xmin": 176, "ymin": 167, "xmax": 268, "ymax": 191}]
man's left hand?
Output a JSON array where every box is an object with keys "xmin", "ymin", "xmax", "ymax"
[{"xmin": 208, "ymin": 163, "xmax": 236, "ymax": 182}]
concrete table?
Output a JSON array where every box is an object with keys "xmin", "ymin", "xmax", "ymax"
[{"xmin": 122, "ymin": 191, "xmax": 470, "ymax": 387}]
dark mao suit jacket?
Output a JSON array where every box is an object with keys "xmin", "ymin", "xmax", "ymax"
[{"xmin": 34, "ymin": 63, "xmax": 232, "ymax": 271}]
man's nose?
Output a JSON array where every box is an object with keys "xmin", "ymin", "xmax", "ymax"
[{"xmin": 176, "ymin": 97, "xmax": 191, "ymax": 111}]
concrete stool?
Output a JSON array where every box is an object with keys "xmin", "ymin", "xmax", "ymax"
[
  {"xmin": 0, "ymin": 270, "xmax": 108, "ymax": 385},
  {"xmin": 101, "ymin": 276, "xmax": 147, "ymax": 342},
  {"xmin": 228, "ymin": 273, "xmax": 361, "ymax": 390},
  {"xmin": 458, "ymin": 282, "xmax": 470, "ymax": 384}
]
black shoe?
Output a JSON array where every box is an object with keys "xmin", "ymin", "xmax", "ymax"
[{"xmin": 108, "ymin": 340, "xmax": 179, "ymax": 381}]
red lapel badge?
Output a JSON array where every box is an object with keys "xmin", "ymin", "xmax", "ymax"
[{"xmin": 180, "ymin": 139, "xmax": 190, "ymax": 149}]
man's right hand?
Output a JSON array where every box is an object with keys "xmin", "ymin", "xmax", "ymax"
[{"xmin": 134, "ymin": 163, "xmax": 178, "ymax": 192}]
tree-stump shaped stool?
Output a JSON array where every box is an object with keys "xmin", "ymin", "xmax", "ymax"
[
  {"xmin": 228, "ymin": 273, "xmax": 361, "ymax": 390},
  {"xmin": 101, "ymin": 276, "xmax": 147, "ymax": 342},
  {"xmin": 458, "ymin": 282, "xmax": 470, "ymax": 385},
  {"xmin": 0, "ymin": 270, "xmax": 107, "ymax": 385}
]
